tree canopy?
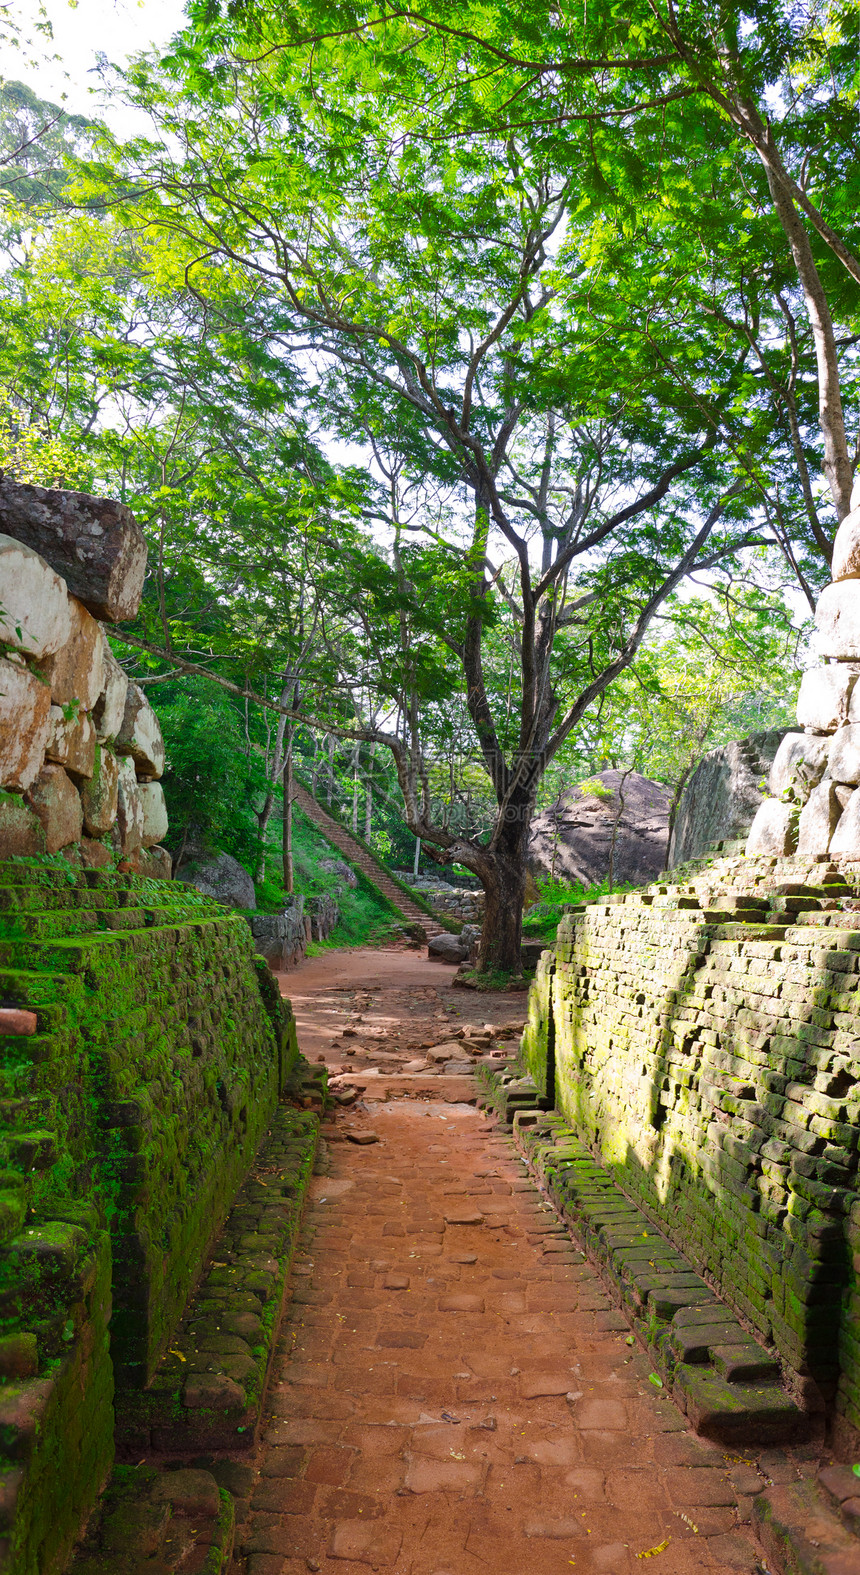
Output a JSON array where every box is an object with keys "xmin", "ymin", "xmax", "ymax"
[{"xmin": 1, "ymin": 0, "xmax": 854, "ymax": 968}]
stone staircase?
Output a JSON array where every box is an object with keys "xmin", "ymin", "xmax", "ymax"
[{"xmin": 292, "ymin": 782, "xmax": 445, "ymax": 940}]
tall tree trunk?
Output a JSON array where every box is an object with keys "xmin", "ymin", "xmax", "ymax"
[
  {"xmin": 413, "ymin": 837, "xmax": 421, "ymax": 879},
  {"xmin": 473, "ymin": 791, "xmax": 532, "ymax": 973},
  {"xmin": 283, "ymin": 746, "xmax": 294, "ymax": 894},
  {"xmin": 351, "ymin": 744, "xmax": 360, "ymax": 834},
  {"xmin": 364, "ymin": 743, "xmax": 374, "ymax": 841},
  {"xmin": 327, "ymin": 736, "xmax": 335, "ymax": 806},
  {"xmin": 475, "ymin": 847, "xmax": 527, "ymax": 974},
  {"xmin": 255, "ymin": 789, "xmax": 276, "ymax": 881},
  {"xmin": 607, "ymin": 766, "xmax": 634, "ymax": 892},
  {"xmin": 255, "ymin": 690, "xmax": 289, "ymax": 881}
]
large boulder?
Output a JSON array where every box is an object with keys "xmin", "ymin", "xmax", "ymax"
[
  {"xmin": 41, "ymin": 596, "xmax": 106, "ymax": 711},
  {"xmin": 745, "ymin": 797, "xmax": 798, "ymax": 856},
  {"xmin": 769, "ymin": 732, "xmax": 828, "ymax": 798},
  {"xmin": 0, "ymin": 658, "xmax": 51, "ymax": 791},
  {"xmin": 667, "ymin": 730, "xmax": 789, "ymax": 868},
  {"xmin": 139, "ymin": 781, "xmax": 169, "ymax": 847},
  {"xmin": 182, "ymin": 852, "xmax": 256, "ymax": 909},
  {"xmin": 0, "ymin": 534, "xmax": 72, "ymax": 659},
  {"xmin": 428, "ymin": 932, "xmax": 469, "ymax": 964},
  {"xmin": 815, "ymin": 580, "xmax": 860, "ymax": 659},
  {"xmin": 93, "ymin": 648, "xmax": 129, "ymax": 742},
  {"xmin": 80, "ymin": 748, "xmax": 120, "ymax": 836},
  {"xmin": 45, "ymin": 705, "xmax": 96, "ymax": 780},
  {"xmin": 0, "ymin": 478, "xmax": 147, "ymax": 622},
  {"xmin": 24, "ymin": 763, "xmax": 83, "ymax": 853},
  {"xmin": 115, "ymin": 683, "xmax": 165, "ymax": 778},
  {"xmin": 0, "ymin": 795, "xmax": 47, "ymax": 857},
  {"xmin": 246, "ymin": 901, "xmax": 309, "ymax": 968},
  {"xmin": 115, "ymin": 756, "xmax": 144, "ymax": 855},
  {"xmin": 308, "ymin": 892, "xmax": 340, "ymax": 941},
  {"xmin": 530, "ymin": 770, "xmax": 671, "ymax": 887}
]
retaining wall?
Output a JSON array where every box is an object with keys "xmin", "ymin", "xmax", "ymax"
[
  {"xmin": 0, "ymin": 859, "xmax": 299, "ymax": 1574},
  {"xmin": 522, "ymin": 852, "xmax": 860, "ymax": 1444}
]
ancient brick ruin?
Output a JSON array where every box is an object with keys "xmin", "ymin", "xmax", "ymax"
[{"xmin": 0, "ymin": 484, "xmax": 324, "ymax": 1575}]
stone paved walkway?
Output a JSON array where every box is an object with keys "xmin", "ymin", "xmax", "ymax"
[{"xmin": 237, "ymin": 1090, "xmax": 772, "ymax": 1575}]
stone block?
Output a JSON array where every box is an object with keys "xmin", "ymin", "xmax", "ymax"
[
  {"xmin": 0, "ymin": 477, "xmax": 147, "ymax": 621},
  {"xmin": 115, "ymin": 757, "xmax": 143, "ymax": 854},
  {"xmin": 139, "ymin": 781, "xmax": 168, "ymax": 847},
  {"xmin": 24, "ymin": 763, "xmax": 83, "ymax": 852},
  {"xmin": 797, "ymin": 780, "xmax": 842, "ymax": 854},
  {"xmin": 0, "ymin": 794, "xmax": 47, "ymax": 856},
  {"xmin": 833, "ymin": 505, "xmax": 860, "ymax": 581},
  {"xmin": 769, "ymin": 732, "xmax": 829, "ymax": 798},
  {"xmin": 115, "ymin": 683, "xmax": 165, "ymax": 778},
  {"xmin": 42, "ymin": 596, "xmax": 106, "ymax": 711},
  {"xmin": 45, "ymin": 705, "xmax": 96, "ymax": 780},
  {"xmin": 0, "ymin": 533, "xmax": 72, "ymax": 659},
  {"xmin": 80, "ymin": 836, "xmax": 113, "ymax": 869},
  {"xmin": 796, "ymin": 666, "xmax": 860, "ymax": 732},
  {"xmin": 745, "ymin": 798, "xmax": 797, "ymax": 856},
  {"xmin": 80, "ymin": 748, "xmax": 120, "ymax": 836},
  {"xmin": 130, "ymin": 844, "xmax": 172, "ymax": 880},
  {"xmin": 92, "ymin": 648, "xmax": 129, "ymax": 741},
  {"xmin": 829, "ymin": 724, "xmax": 860, "ymax": 784},
  {"xmin": 150, "ymin": 1469, "xmax": 220, "ymax": 1520},
  {"xmin": 830, "ymin": 790, "xmax": 860, "ymax": 858},
  {"xmin": 0, "ymin": 658, "xmax": 51, "ymax": 790},
  {"xmin": 815, "ymin": 580, "xmax": 860, "ymax": 658}
]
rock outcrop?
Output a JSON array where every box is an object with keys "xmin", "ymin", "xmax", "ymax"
[
  {"xmin": 667, "ymin": 730, "xmax": 789, "ymax": 867},
  {"xmin": 181, "ymin": 851, "xmax": 256, "ymax": 908},
  {"xmin": 0, "ymin": 481, "xmax": 170, "ymax": 876},
  {"xmin": 528, "ymin": 769, "xmax": 671, "ymax": 888},
  {"xmin": 0, "ymin": 478, "xmax": 147, "ymax": 621},
  {"xmin": 748, "ymin": 479, "xmax": 860, "ymax": 857}
]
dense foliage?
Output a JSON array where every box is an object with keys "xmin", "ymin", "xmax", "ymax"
[{"xmin": 2, "ymin": 0, "xmax": 857, "ymax": 968}]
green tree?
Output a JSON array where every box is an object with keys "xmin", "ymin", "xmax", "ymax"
[{"xmin": 59, "ymin": 21, "xmax": 830, "ymax": 968}]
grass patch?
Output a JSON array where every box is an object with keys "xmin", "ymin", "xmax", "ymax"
[
  {"xmin": 522, "ymin": 874, "xmax": 637, "ymax": 940},
  {"xmin": 456, "ymin": 967, "xmax": 535, "ymax": 993},
  {"xmin": 255, "ymin": 807, "xmax": 407, "ymax": 948}
]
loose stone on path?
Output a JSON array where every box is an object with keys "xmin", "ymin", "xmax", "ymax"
[{"xmin": 237, "ymin": 1092, "xmax": 767, "ymax": 1574}]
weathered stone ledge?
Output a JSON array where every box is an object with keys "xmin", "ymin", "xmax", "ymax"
[
  {"xmin": 475, "ymin": 1063, "xmax": 809, "ymax": 1446},
  {"xmin": 68, "ymin": 1464, "xmax": 235, "ymax": 1575}
]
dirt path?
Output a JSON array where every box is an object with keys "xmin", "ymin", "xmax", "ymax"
[{"xmin": 237, "ymin": 947, "xmax": 771, "ymax": 1575}]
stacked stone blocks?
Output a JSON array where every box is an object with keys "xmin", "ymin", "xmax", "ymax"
[
  {"xmin": 0, "ymin": 861, "xmax": 303, "ymax": 1575},
  {"xmin": 0, "ymin": 483, "xmax": 169, "ymax": 875},
  {"xmin": 517, "ymin": 852, "xmax": 860, "ymax": 1449},
  {"xmin": 749, "ymin": 475, "xmax": 860, "ymax": 859}
]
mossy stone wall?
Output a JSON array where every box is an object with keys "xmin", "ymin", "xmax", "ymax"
[
  {"xmin": 0, "ymin": 859, "xmax": 298, "ymax": 1574},
  {"xmin": 526, "ymin": 856, "xmax": 860, "ymax": 1435}
]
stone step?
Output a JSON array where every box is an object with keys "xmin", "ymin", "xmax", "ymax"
[
  {"xmin": 477, "ymin": 1064, "xmax": 810, "ymax": 1447},
  {"xmin": 68, "ymin": 1463, "xmax": 235, "ymax": 1575},
  {"xmin": 291, "ymin": 784, "xmax": 446, "ymax": 940},
  {"xmin": 754, "ymin": 1476, "xmax": 860, "ymax": 1573}
]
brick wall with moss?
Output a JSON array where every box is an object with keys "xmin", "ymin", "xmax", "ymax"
[
  {"xmin": 0, "ymin": 858, "xmax": 298, "ymax": 1575},
  {"xmin": 525, "ymin": 853, "xmax": 860, "ymax": 1438}
]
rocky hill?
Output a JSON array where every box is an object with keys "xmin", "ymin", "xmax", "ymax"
[{"xmin": 528, "ymin": 769, "xmax": 671, "ymax": 888}]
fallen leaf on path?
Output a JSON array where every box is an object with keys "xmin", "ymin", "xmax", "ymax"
[{"xmin": 637, "ymin": 1540, "xmax": 670, "ymax": 1559}]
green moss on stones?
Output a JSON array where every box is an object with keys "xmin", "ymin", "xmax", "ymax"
[{"xmin": 0, "ymin": 857, "xmax": 298, "ymax": 1575}]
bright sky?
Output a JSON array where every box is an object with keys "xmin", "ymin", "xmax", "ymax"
[{"xmin": 1, "ymin": 0, "xmax": 187, "ymax": 120}]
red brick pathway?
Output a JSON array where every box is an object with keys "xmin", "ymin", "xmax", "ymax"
[{"xmin": 238, "ymin": 1097, "xmax": 769, "ymax": 1575}]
